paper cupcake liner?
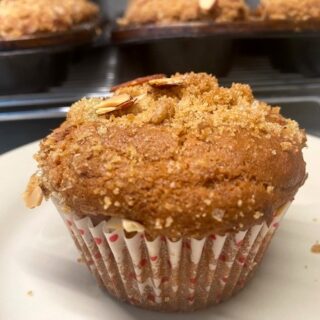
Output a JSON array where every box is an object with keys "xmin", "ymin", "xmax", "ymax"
[{"xmin": 56, "ymin": 204, "xmax": 290, "ymax": 312}]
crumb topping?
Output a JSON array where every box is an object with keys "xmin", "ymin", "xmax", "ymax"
[
  {"xmin": 259, "ymin": 0, "xmax": 320, "ymax": 21},
  {"xmin": 118, "ymin": 0, "xmax": 248, "ymax": 26},
  {"xmin": 66, "ymin": 73, "xmax": 305, "ymax": 146},
  {"xmin": 32, "ymin": 73, "xmax": 307, "ymax": 238}
]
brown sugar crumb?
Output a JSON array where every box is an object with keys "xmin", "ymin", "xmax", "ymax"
[
  {"xmin": 249, "ymin": 195, "xmax": 256, "ymax": 205},
  {"xmin": 104, "ymin": 197, "xmax": 112, "ymax": 210},
  {"xmin": 0, "ymin": 0, "xmax": 99, "ymax": 40},
  {"xmin": 149, "ymin": 102, "xmax": 173, "ymax": 125},
  {"xmin": 281, "ymin": 142, "xmax": 293, "ymax": 151},
  {"xmin": 155, "ymin": 218, "xmax": 163, "ymax": 230},
  {"xmin": 27, "ymin": 290, "xmax": 34, "ymax": 297},
  {"xmin": 165, "ymin": 217, "xmax": 174, "ymax": 228},
  {"xmin": 169, "ymin": 182, "xmax": 176, "ymax": 189},
  {"xmin": 267, "ymin": 185, "xmax": 274, "ymax": 194},
  {"xmin": 311, "ymin": 242, "xmax": 320, "ymax": 254},
  {"xmin": 211, "ymin": 209, "xmax": 225, "ymax": 222},
  {"xmin": 253, "ymin": 211, "xmax": 264, "ymax": 220}
]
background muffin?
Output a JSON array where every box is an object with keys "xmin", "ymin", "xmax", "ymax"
[
  {"xmin": 0, "ymin": 0, "xmax": 99, "ymax": 40},
  {"xmin": 259, "ymin": 0, "xmax": 320, "ymax": 21},
  {"xmin": 118, "ymin": 0, "xmax": 248, "ymax": 26},
  {"xmin": 25, "ymin": 73, "xmax": 307, "ymax": 311}
]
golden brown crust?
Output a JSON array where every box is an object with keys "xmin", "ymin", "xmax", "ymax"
[
  {"xmin": 0, "ymin": 0, "xmax": 99, "ymax": 40},
  {"xmin": 34, "ymin": 73, "xmax": 307, "ymax": 238},
  {"xmin": 118, "ymin": 0, "xmax": 248, "ymax": 26},
  {"xmin": 259, "ymin": 0, "xmax": 320, "ymax": 21}
]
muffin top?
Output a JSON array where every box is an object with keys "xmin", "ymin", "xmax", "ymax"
[
  {"xmin": 0, "ymin": 0, "xmax": 99, "ymax": 40},
  {"xmin": 28, "ymin": 73, "xmax": 307, "ymax": 238},
  {"xmin": 259, "ymin": 0, "xmax": 320, "ymax": 21},
  {"xmin": 118, "ymin": 0, "xmax": 248, "ymax": 26}
]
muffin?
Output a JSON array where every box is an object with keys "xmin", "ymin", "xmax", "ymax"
[
  {"xmin": 259, "ymin": 0, "xmax": 320, "ymax": 21},
  {"xmin": 118, "ymin": 0, "xmax": 248, "ymax": 26},
  {"xmin": 24, "ymin": 73, "xmax": 307, "ymax": 312},
  {"xmin": 0, "ymin": 0, "xmax": 99, "ymax": 40}
]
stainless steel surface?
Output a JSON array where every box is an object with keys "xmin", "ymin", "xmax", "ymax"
[
  {"xmin": 1, "ymin": 49, "xmax": 320, "ymax": 110},
  {"xmin": 0, "ymin": 107, "xmax": 69, "ymax": 122},
  {"xmin": 104, "ymin": 0, "xmax": 127, "ymax": 18}
]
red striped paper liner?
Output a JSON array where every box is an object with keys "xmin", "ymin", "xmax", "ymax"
[{"xmin": 56, "ymin": 203, "xmax": 290, "ymax": 312}]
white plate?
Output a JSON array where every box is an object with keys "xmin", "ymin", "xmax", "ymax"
[{"xmin": 0, "ymin": 136, "xmax": 319, "ymax": 320}]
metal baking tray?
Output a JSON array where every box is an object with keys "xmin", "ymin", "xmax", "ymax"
[{"xmin": 112, "ymin": 20, "xmax": 320, "ymax": 44}]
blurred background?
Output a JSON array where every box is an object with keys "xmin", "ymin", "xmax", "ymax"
[{"xmin": 0, "ymin": 0, "xmax": 319, "ymax": 154}]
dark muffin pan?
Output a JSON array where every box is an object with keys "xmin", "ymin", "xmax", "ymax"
[
  {"xmin": 0, "ymin": 19, "xmax": 102, "ymax": 95},
  {"xmin": 114, "ymin": 37, "xmax": 234, "ymax": 83},
  {"xmin": 266, "ymin": 38, "xmax": 320, "ymax": 77},
  {"xmin": 0, "ymin": 48, "xmax": 72, "ymax": 95},
  {"xmin": 112, "ymin": 20, "xmax": 320, "ymax": 78}
]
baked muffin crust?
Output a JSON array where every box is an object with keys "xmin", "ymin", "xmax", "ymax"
[
  {"xmin": 0, "ymin": 0, "xmax": 99, "ymax": 40},
  {"xmin": 118, "ymin": 0, "xmax": 248, "ymax": 26},
  {"xmin": 34, "ymin": 73, "xmax": 307, "ymax": 238},
  {"xmin": 259, "ymin": 0, "xmax": 320, "ymax": 21}
]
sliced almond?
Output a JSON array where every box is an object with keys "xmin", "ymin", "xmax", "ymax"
[
  {"xmin": 95, "ymin": 107, "xmax": 118, "ymax": 115},
  {"xmin": 148, "ymin": 77, "xmax": 184, "ymax": 88},
  {"xmin": 94, "ymin": 94, "xmax": 132, "ymax": 110},
  {"xmin": 122, "ymin": 219, "xmax": 145, "ymax": 233},
  {"xmin": 118, "ymin": 99, "xmax": 137, "ymax": 110},
  {"xmin": 199, "ymin": 0, "xmax": 218, "ymax": 12},
  {"xmin": 95, "ymin": 93, "xmax": 145, "ymax": 116},
  {"xmin": 133, "ymin": 93, "xmax": 147, "ymax": 103},
  {"xmin": 23, "ymin": 174, "xmax": 44, "ymax": 209},
  {"xmin": 95, "ymin": 94, "xmax": 134, "ymax": 115},
  {"xmin": 111, "ymin": 74, "xmax": 166, "ymax": 92}
]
